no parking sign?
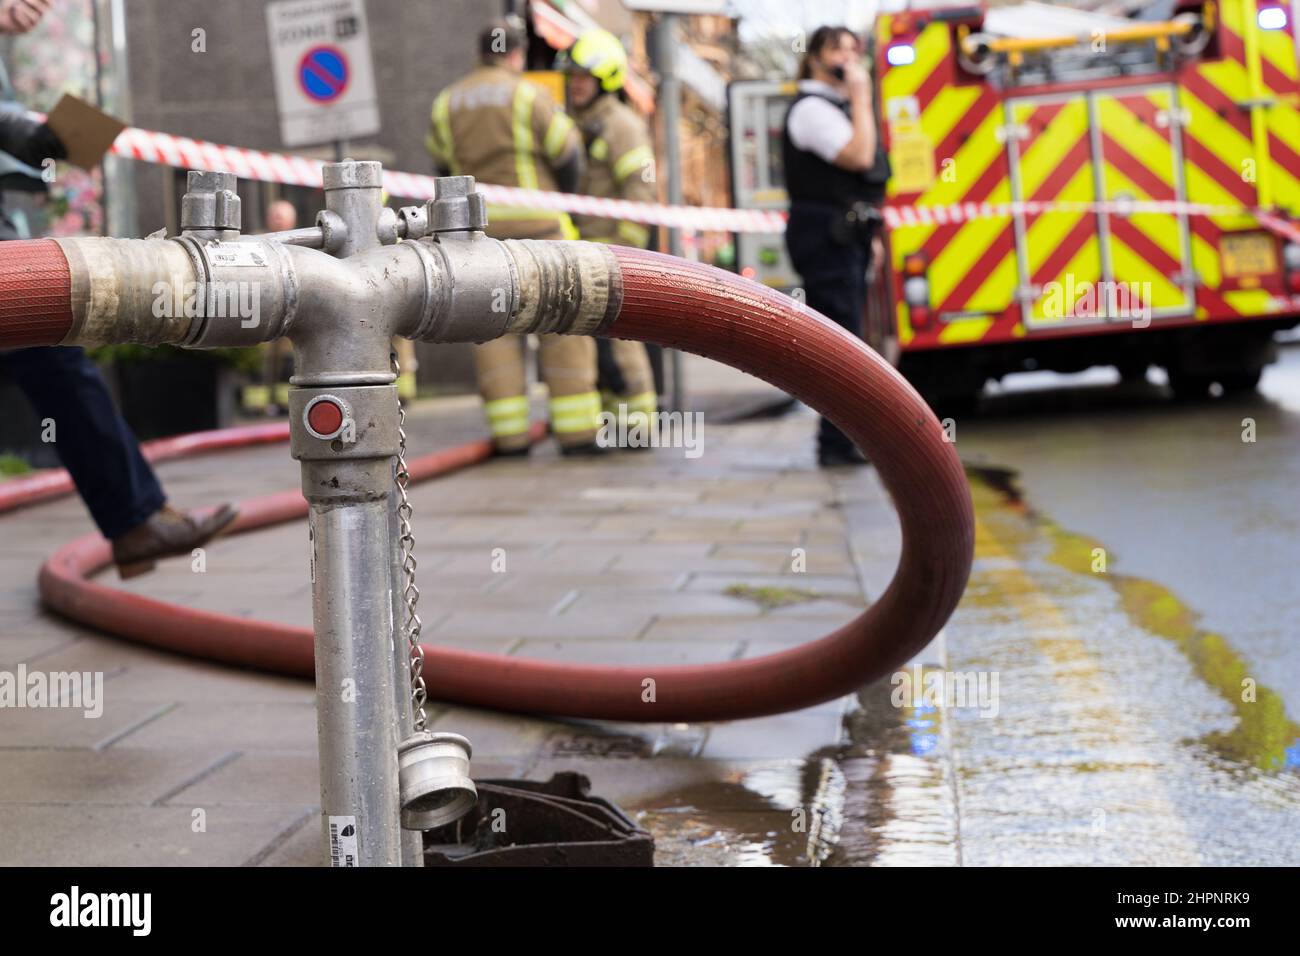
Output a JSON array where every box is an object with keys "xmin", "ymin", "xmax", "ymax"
[{"xmin": 266, "ymin": 0, "xmax": 380, "ymax": 148}]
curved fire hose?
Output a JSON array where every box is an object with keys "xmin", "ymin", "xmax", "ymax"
[{"xmin": 2, "ymin": 232, "xmax": 972, "ymax": 723}]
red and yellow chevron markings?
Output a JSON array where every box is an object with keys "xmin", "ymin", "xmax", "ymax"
[
  {"xmin": 883, "ymin": 20, "xmax": 1018, "ymax": 346},
  {"xmin": 1096, "ymin": 88, "xmax": 1192, "ymax": 317},
  {"xmin": 879, "ymin": 1, "xmax": 1300, "ymax": 350},
  {"xmin": 1011, "ymin": 97, "xmax": 1104, "ymax": 327}
]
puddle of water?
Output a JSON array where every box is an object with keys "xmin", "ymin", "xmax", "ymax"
[
  {"xmin": 824, "ymin": 670, "xmax": 962, "ymax": 867},
  {"xmin": 632, "ymin": 766, "xmax": 816, "ymax": 867}
]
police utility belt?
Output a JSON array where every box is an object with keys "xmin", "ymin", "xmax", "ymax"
[{"xmin": 832, "ymin": 202, "xmax": 883, "ymax": 247}]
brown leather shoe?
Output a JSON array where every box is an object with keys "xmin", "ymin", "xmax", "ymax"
[{"xmin": 111, "ymin": 504, "xmax": 239, "ymax": 579}]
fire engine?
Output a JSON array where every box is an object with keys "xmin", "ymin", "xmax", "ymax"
[{"xmin": 730, "ymin": 1, "xmax": 1300, "ymax": 407}]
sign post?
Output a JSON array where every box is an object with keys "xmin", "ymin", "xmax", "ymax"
[{"xmin": 266, "ymin": 0, "xmax": 381, "ymax": 152}]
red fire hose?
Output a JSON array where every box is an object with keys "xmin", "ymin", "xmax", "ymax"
[{"xmin": 6, "ymin": 240, "xmax": 973, "ymax": 722}]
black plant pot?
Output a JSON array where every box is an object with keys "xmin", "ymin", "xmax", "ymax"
[
  {"xmin": 0, "ymin": 373, "xmax": 62, "ymax": 468},
  {"xmin": 105, "ymin": 353, "xmax": 237, "ymax": 441}
]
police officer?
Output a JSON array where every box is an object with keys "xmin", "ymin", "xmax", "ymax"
[
  {"xmin": 782, "ymin": 25, "xmax": 888, "ymax": 467},
  {"xmin": 559, "ymin": 28, "xmax": 659, "ymax": 435},
  {"xmin": 427, "ymin": 16, "xmax": 604, "ymax": 456}
]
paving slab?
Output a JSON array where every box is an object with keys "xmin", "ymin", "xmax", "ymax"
[{"xmin": 0, "ymin": 804, "xmax": 311, "ymax": 866}]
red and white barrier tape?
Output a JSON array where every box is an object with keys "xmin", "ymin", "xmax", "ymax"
[
  {"xmin": 98, "ymin": 122, "xmax": 1300, "ymax": 242},
  {"xmin": 109, "ymin": 125, "xmax": 786, "ymax": 234},
  {"xmin": 885, "ymin": 197, "xmax": 1300, "ymax": 245}
]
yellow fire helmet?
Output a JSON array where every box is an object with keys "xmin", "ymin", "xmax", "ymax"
[{"xmin": 562, "ymin": 28, "xmax": 627, "ymax": 93}]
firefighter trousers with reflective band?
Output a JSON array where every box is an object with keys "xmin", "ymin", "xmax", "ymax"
[
  {"xmin": 475, "ymin": 334, "xmax": 601, "ymax": 451},
  {"xmin": 596, "ymin": 337, "xmax": 657, "ymax": 425}
]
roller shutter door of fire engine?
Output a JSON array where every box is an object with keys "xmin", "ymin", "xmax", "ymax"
[
  {"xmin": 1093, "ymin": 85, "xmax": 1194, "ymax": 321},
  {"xmin": 1006, "ymin": 93, "xmax": 1107, "ymax": 330}
]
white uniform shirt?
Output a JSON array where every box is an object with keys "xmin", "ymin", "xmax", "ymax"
[{"xmin": 785, "ymin": 79, "xmax": 853, "ymax": 165}]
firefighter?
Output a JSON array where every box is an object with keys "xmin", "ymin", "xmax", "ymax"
[
  {"xmin": 782, "ymin": 25, "xmax": 889, "ymax": 467},
  {"xmin": 558, "ymin": 28, "xmax": 659, "ymax": 437},
  {"xmin": 426, "ymin": 15, "xmax": 604, "ymax": 456}
]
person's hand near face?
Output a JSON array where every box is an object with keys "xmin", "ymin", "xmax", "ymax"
[
  {"xmin": 817, "ymin": 31, "xmax": 869, "ymax": 96},
  {"xmin": 842, "ymin": 57, "xmax": 870, "ymax": 97}
]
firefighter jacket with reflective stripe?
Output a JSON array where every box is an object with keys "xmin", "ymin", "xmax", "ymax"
[
  {"xmin": 427, "ymin": 64, "xmax": 583, "ymax": 239},
  {"xmin": 571, "ymin": 93, "xmax": 655, "ymax": 248}
]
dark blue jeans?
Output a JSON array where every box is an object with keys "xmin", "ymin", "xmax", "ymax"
[
  {"xmin": 785, "ymin": 202, "xmax": 872, "ymax": 454},
  {"xmin": 1, "ymin": 346, "xmax": 164, "ymax": 538}
]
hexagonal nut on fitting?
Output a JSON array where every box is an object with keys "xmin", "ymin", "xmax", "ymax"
[
  {"xmin": 180, "ymin": 170, "xmax": 241, "ymax": 235},
  {"xmin": 426, "ymin": 175, "xmax": 488, "ymax": 234}
]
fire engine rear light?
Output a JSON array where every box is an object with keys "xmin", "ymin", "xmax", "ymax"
[
  {"xmin": 1258, "ymin": 6, "xmax": 1287, "ymax": 30},
  {"xmin": 903, "ymin": 252, "xmax": 928, "ymax": 276},
  {"xmin": 904, "ymin": 276, "xmax": 930, "ymax": 307},
  {"xmin": 909, "ymin": 306, "xmax": 932, "ymax": 329},
  {"xmin": 1288, "ymin": 271, "xmax": 1300, "ymax": 293},
  {"xmin": 886, "ymin": 44, "xmax": 917, "ymax": 66}
]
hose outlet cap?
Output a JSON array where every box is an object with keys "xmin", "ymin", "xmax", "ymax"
[{"xmin": 398, "ymin": 731, "xmax": 477, "ymax": 831}]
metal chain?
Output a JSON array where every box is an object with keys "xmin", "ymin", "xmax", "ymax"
[{"xmin": 392, "ymin": 353, "xmax": 428, "ymax": 732}]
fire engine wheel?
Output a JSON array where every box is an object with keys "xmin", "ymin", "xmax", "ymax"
[
  {"xmin": 1115, "ymin": 361, "xmax": 1149, "ymax": 384},
  {"xmin": 1168, "ymin": 367, "xmax": 1263, "ymax": 400},
  {"xmin": 1219, "ymin": 369, "xmax": 1263, "ymax": 394},
  {"xmin": 1167, "ymin": 370, "xmax": 1215, "ymax": 401},
  {"xmin": 925, "ymin": 390, "xmax": 980, "ymax": 419}
]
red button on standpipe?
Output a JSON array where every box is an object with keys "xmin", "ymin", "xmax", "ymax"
[{"xmin": 307, "ymin": 398, "xmax": 345, "ymax": 437}]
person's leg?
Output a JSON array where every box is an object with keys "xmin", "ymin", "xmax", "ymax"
[
  {"xmin": 606, "ymin": 338, "xmax": 657, "ymax": 425},
  {"xmin": 1, "ymin": 346, "xmax": 165, "ymax": 538},
  {"xmin": 472, "ymin": 335, "xmax": 531, "ymax": 454},
  {"xmin": 538, "ymin": 334, "xmax": 602, "ymax": 450},
  {"xmin": 803, "ymin": 266, "xmax": 866, "ymax": 457},
  {"xmin": 786, "ymin": 206, "xmax": 867, "ymax": 457}
]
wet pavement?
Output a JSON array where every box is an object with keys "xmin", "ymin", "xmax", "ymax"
[
  {"xmin": 694, "ymin": 345, "xmax": 1300, "ymax": 866},
  {"xmin": 923, "ymin": 346, "xmax": 1300, "ymax": 865}
]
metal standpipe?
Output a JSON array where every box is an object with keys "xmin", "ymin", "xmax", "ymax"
[
  {"xmin": 173, "ymin": 162, "xmax": 519, "ymax": 866},
  {"xmin": 281, "ymin": 163, "xmax": 410, "ymax": 866},
  {"xmin": 124, "ymin": 162, "xmax": 616, "ymax": 866}
]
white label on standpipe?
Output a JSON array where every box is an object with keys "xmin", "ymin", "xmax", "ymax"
[
  {"xmin": 328, "ymin": 815, "xmax": 359, "ymax": 867},
  {"xmin": 208, "ymin": 243, "xmax": 270, "ymax": 268}
]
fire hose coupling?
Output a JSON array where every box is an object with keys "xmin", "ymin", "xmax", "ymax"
[
  {"xmin": 33, "ymin": 164, "xmax": 622, "ymax": 359},
  {"xmin": 50, "ymin": 169, "xmax": 297, "ymax": 349},
  {"xmin": 405, "ymin": 174, "xmax": 621, "ymax": 342},
  {"xmin": 500, "ymin": 239, "xmax": 622, "ymax": 337}
]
